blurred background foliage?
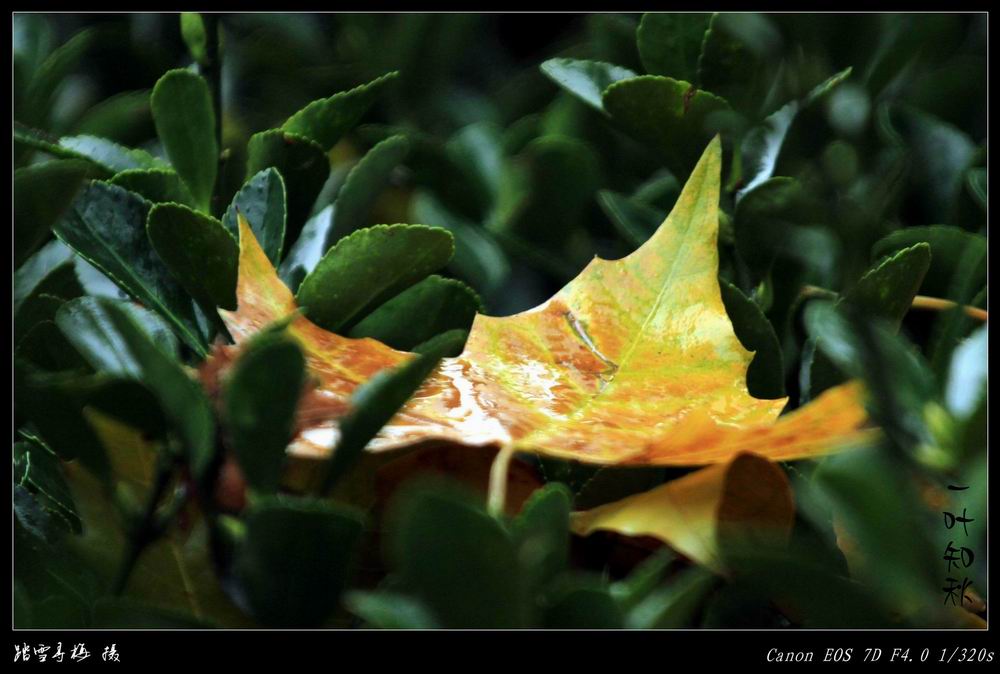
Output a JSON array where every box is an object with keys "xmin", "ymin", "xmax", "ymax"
[{"xmin": 13, "ymin": 13, "xmax": 987, "ymax": 629}]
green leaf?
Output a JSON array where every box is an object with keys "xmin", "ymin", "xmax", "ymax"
[
  {"xmin": 14, "ymin": 126, "xmax": 167, "ymax": 174},
  {"xmin": 539, "ymin": 58, "xmax": 637, "ymax": 113},
  {"xmin": 91, "ymin": 597, "xmax": 211, "ymax": 628},
  {"xmin": 603, "ymin": 76, "xmax": 732, "ymax": 177},
  {"xmin": 637, "ymin": 12, "xmax": 712, "ymax": 82},
  {"xmin": 223, "ymin": 334, "xmax": 306, "ymax": 495},
  {"xmin": 326, "ymin": 134, "xmax": 410, "ymax": 245},
  {"xmin": 510, "ymin": 483, "xmax": 572, "ymax": 594},
  {"xmin": 412, "ymin": 328, "xmax": 469, "ymax": 357},
  {"xmin": 736, "ymin": 68, "xmax": 852, "ymax": 200},
  {"xmin": 296, "ymin": 224, "xmax": 454, "ymax": 333},
  {"xmin": 872, "ymin": 225, "xmax": 986, "ymax": 302},
  {"xmin": 410, "ymin": 192, "xmax": 510, "ymax": 298},
  {"xmin": 348, "ymin": 275, "xmax": 481, "ymax": 351},
  {"xmin": 543, "ymin": 578, "xmax": 624, "ymax": 629},
  {"xmin": 698, "ymin": 12, "xmax": 783, "ymax": 116},
  {"xmin": 625, "ymin": 566, "xmax": 717, "ymax": 629},
  {"xmin": 109, "ymin": 168, "xmax": 196, "ymax": 207},
  {"xmin": 234, "ymin": 496, "xmax": 364, "ymax": 627},
  {"xmin": 719, "ymin": 280, "xmax": 785, "ymax": 398},
  {"xmin": 245, "ymin": 129, "xmax": 329, "ymax": 242},
  {"xmin": 965, "ymin": 167, "xmax": 986, "ymax": 211},
  {"xmin": 72, "ymin": 90, "xmax": 154, "ymax": 145},
  {"xmin": 278, "ymin": 204, "xmax": 333, "ymax": 289},
  {"xmin": 151, "ymin": 69, "xmax": 218, "ymax": 212},
  {"xmin": 344, "ymin": 591, "xmax": 440, "ymax": 629},
  {"xmin": 14, "ymin": 159, "xmax": 93, "ymax": 267},
  {"xmin": 179, "ymin": 13, "xmax": 208, "ymax": 65},
  {"xmin": 20, "ymin": 27, "xmax": 97, "ymax": 127},
  {"xmin": 386, "ymin": 480, "xmax": 527, "ymax": 628},
  {"xmin": 221, "ymin": 168, "xmax": 287, "ymax": 265},
  {"xmin": 51, "ymin": 182, "xmax": 208, "ymax": 354},
  {"xmin": 733, "ymin": 176, "xmax": 817, "ymax": 281},
  {"xmin": 281, "ymin": 71, "xmax": 399, "ymax": 151},
  {"xmin": 597, "ymin": 189, "xmax": 663, "ymax": 248},
  {"xmin": 55, "ymin": 297, "xmax": 215, "ymax": 480},
  {"xmin": 320, "ymin": 329, "xmax": 465, "ymax": 492},
  {"xmin": 805, "ymin": 244, "xmax": 931, "ymax": 399},
  {"xmin": 13, "ymin": 439, "xmax": 82, "ymax": 535},
  {"xmin": 610, "ymin": 548, "xmax": 677, "ymax": 612},
  {"xmin": 14, "ymin": 239, "xmax": 76, "ymax": 312},
  {"xmin": 147, "ymin": 203, "xmax": 238, "ymax": 311}
]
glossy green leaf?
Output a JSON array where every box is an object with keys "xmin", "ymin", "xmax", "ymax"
[
  {"xmin": 245, "ymin": 129, "xmax": 329, "ymax": 242},
  {"xmin": 637, "ymin": 12, "xmax": 712, "ymax": 82},
  {"xmin": 55, "ymin": 297, "xmax": 215, "ymax": 480},
  {"xmin": 872, "ymin": 225, "xmax": 986, "ymax": 301},
  {"xmin": 348, "ymin": 275, "xmax": 481, "ymax": 351},
  {"xmin": 296, "ymin": 224, "xmax": 454, "ymax": 333},
  {"xmin": 13, "ymin": 439, "xmax": 82, "ymax": 535},
  {"xmin": 234, "ymin": 496, "xmax": 364, "ymax": 627},
  {"xmin": 386, "ymin": 481, "xmax": 527, "ymax": 629},
  {"xmin": 805, "ymin": 244, "xmax": 931, "ymax": 400},
  {"xmin": 539, "ymin": 58, "xmax": 637, "ymax": 113},
  {"xmin": 108, "ymin": 168, "xmax": 196, "ymax": 207},
  {"xmin": 147, "ymin": 203, "xmax": 238, "ymax": 311},
  {"xmin": 14, "ymin": 126, "xmax": 166, "ymax": 174},
  {"xmin": 326, "ymin": 134, "xmax": 410, "ymax": 245},
  {"xmin": 223, "ymin": 334, "xmax": 306, "ymax": 494},
  {"xmin": 221, "ymin": 168, "xmax": 287, "ymax": 265},
  {"xmin": 51, "ymin": 181, "xmax": 208, "ymax": 354},
  {"xmin": 282, "ymin": 71, "xmax": 399, "ymax": 151},
  {"xmin": 151, "ymin": 69, "xmax": 218, "ymax": 212},
  {"xmin": 14, "ymin": 239, "xmax": 76, "ymax": 312},
  {"xmin": 14, "ymin": 159, "xmax": 93, "ymax": 267},
  {"xmin": 733, "ymin": 177, "xmax": 817, "ymax": 280},
  {"xmin": 719, "ymin": 280, "xmax": 785, "ymax": 399},
  {"xmin": 603, "ymin": 76, "xmax": 732, "ymax": 177}
]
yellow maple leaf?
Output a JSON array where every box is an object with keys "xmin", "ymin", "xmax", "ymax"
[{"xmin": 218, "ymin": 136, "xmax": 874, "ymax": 473}]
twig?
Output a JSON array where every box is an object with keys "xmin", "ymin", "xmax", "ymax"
[
  {"xmin": 201, "ymin": 13, "xmax": 224, "ymax": 218},
  {"xmin": 800, "ymin": 285, "xmax": 987, "ymax": 322}
]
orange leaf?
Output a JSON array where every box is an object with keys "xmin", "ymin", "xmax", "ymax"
[{"xmin": 217, "ymin": 137, "xmax": 875, "ymax": 467}]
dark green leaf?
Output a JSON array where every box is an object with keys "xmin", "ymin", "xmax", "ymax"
[
  {"xmin": 51, "ymin": 182, "xmax": 208, "ymax": 354},
  {"xmin": 234, "ymin": 496, "xmax": 364, "ymax": 627},
  {"xmin": 14, "ymin": 159, "xmax": 93, "ymax": 267},
  {"xmin": 109, "ymin": 168, "xmax": 196, "ymax": 207},
  {"xmin": 147, "ymin": 203, "xmax": 238, "ymax": 311},
  {"xmin": 625, "ymin": 566, "xmax": 717, "ymax": 629},
  {"xmin": 510, "ymin": 483, "xmax": 571, "ymax": 594},
  {"xmin": 282, "ymin": 71, "xmax": 399, "ymax": 151},
  {"xmin": 386, "ymin": 480, "xmax": 527, "ymax": 628},
  {"xmin": 245, "ymin": 129, "xmax": 329, "ymax": 242},
  {"xmin": 221, "ymin": 168, "xmax": 287, "ymax": 265},
  {"xmin": 698, "ymin": 12, "xmax": 783, "ymax": 116},
  {"xmin": 348, "ymin": 275, "xmax": 480, "ymax": 351},
  {"xmin": 539, "ymin": 58, "xmax": 637, "ymax": 113},
  {"xmin": 543, "ymin": 579, "xmax": 624, "ymax": 629},
  {"xmin": 296, "ymin": 224, "xmax": 454, "ymax": 333},
  {"xmin": 55, "ymin": 297, "xmax": 215, "ymax": 480},
  {"xmin": 325, "ymin": 135, "xmax": 410, "ymax": 245},
  {"xmin": 597, "ymin": 189, "xmax": 663, "ymax": 249},
  {"xmin": 719, "ymin": 280, "xmax": 785, "ymax": 398},
  {"xmin": 151, "ymin": 69, "xmax": 218, "ymax": 212},
  {"xmin": 872, "ymin": 225, "xmax": 986, "ymax": 301},
  {"xmin": 13, "ymin": 440, "xmax": 82, "ymax": 535},
  {"xmin": 223, "ymin": 334, "xmax": 306, "ymax": 494},
  {"xmin": 637, "ymin": 12, "xmax": 712, "ymax": 82},
  {"xmin": 603, "ymin": 76, "xmax": 732, "ymax": 177}
]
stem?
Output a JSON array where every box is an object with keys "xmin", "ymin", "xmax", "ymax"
[
  {"xmin": 201, "ymin": 13, "xmax": 223, "ymax": 217},
  {"xmin": 800, "ymin": 285, "xmax": 987, "ymax": 322},
  {"xmin": 487, "ymin": 445, "xmax": 516, "ymax": 518}
]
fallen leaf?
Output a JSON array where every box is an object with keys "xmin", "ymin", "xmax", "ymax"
[
  {"xmin": 570, "ymin": 452, "xmax": 794, "ymax": 570},
  {"xmin": 217, "ymin": 137, "xmax": 873, "ymax": 466}
]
